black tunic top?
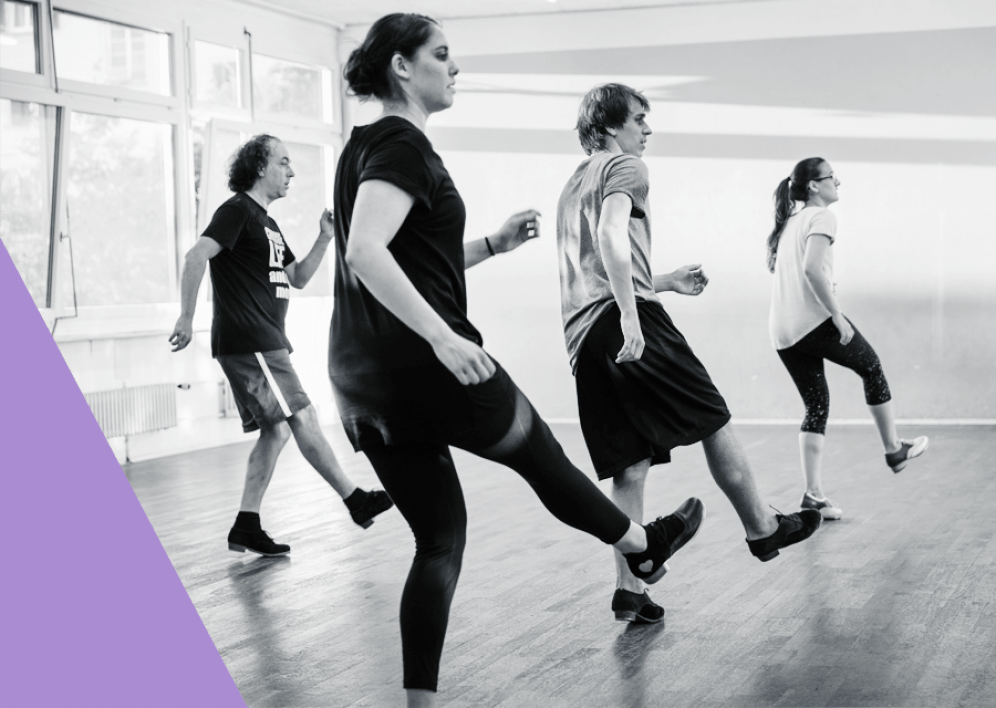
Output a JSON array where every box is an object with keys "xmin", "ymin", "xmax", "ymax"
[{"xmin": 330, "ymin": 117, "xmax": 482, "ymax": 450}]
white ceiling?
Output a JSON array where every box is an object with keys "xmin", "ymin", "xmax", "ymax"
[{"xmin": 240, "ymin": 0, "xmax": 748, "ymax": 29}]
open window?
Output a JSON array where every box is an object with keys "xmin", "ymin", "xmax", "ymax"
[
  {"xmin": 0, "ymin": 97, "xmax": 59, "ymax": 308},
  {"xmin": 187, "ymin": 25, "xmax": 252, "ymax": 122}
]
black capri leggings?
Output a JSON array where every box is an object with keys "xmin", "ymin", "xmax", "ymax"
[
  {"xmin": 776, "ymin": 316, "xmax": 891, "ymax": 435},
  {"xmin": 362, "ymin": 364, "xmax": 631, "ymax": 692}
]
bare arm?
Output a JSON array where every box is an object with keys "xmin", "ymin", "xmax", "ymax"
[
  {"xmin": 285, "ymin": 209, "xmax": 335, "ymax": 289},
  {"xmin": 653, "ymin": 264, "xmax": 708, "ymax": 295},
  {"xmin": 345, "ymin": 179, "xmax": 495, "ymax": 385},
  {"xmin": 464, "ymin": 210, "xmax": 541, "ymax": 269},
  {"xmin": 169, "ymin": 237, "xmax": 223, "ymax": 352},
  {"xmin": 597, "ymin": 192, "xmax": 644, "ymax": 363},
  {"xmin": 803, "ymin": 234, "xmax": 852, "ymax": 344}
]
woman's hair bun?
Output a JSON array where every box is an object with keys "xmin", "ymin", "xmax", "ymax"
[
  {"xmin": 344, "ymin": 44, "xmax": 378, "ymax": 98},
  {"xmin": 341, "ymin": 13, "xmax": 438, "ymax": 102}
]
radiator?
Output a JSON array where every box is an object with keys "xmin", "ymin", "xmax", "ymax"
[{"xmin": 84, "ymin": 384, "xmax": 178, "ymax": 438}]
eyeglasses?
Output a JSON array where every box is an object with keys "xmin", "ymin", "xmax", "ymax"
[{"xmin": 813, "ymin": 174, "xmax": 836, "ymax": 182}]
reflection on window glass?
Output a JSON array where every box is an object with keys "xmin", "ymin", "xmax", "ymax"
[
  {"xmin": 252, "ymin": 54, "xmax": 330, "ymax": 122},
  {"xmin": 0, "ymin": 98, "xmax": 56, "ymax": 307},
  {"xmin": 53, "ymin": 11, "xmax": 170, "ymax": 96},
  {"xmin": 198, "ymin": 124, "xmax": 243, "ymax": 235},
  {"xmin": 68, "ymin": 113, "xmax": 173, "ymax": 305},
  {"xmin": 268, "ymin": 141, "xmax": 330, "ymax": 296},
  {"xmin": 194, "ymin": 40, "xmax": 240, "ymax": 107},
  {"xmin": 191, "ymin": 120, "xmax": 206, "ymax": 228},
  {"xmin": 0, "ymin": 0, "xmax": 38, "ymax": 73}
]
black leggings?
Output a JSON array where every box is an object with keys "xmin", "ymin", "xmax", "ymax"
[
  {"xmin": 362, "ymin": 367, "xmax": 631, "ymax": 691},
  {"xmin": 776, "ymin": 316, "xmax": 892, "ymax": 435}
]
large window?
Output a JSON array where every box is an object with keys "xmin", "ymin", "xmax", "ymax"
[
  {"xmin": 2, "ymin": 2, "xmax": 341, "ymax": 331},
  {"xmin": 0, "ymin": 97, "xmax": 57, "ymax": 307},
  {"xmin": 253, "ymin": 53, "xmax": 332, "ymax": 124},
  {"xmin": 1, "ymin": 5, "xmax": 183, "ymax": 318},
  {"xmin": 193, "ymin": 40, "xmax": 240, "ymax": 107},
  {"xmin": 67, "ymin": 113, "xmax": 173, "ymax": 305},
  {"xmin": 53, "ymin": 10, "xmax": 170, "ymax": 96},
  {"xmin": 0, "ymin": 0, "xmax": 39, "ymax": 73}
]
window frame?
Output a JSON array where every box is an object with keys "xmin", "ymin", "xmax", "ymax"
[
  {"xmin": 0, "ymin": 95, "xmax": 62, "ymax": 309},
  {"xmin": 186, "ymin": 24, "xmax": 252, "ymax": 122},
  {"xmin": 1, "ymin": 0, "xmax": 344, "ymax": 341},
  {"xmin": 48, "ymin": 3, "xmax": 182, "ymax": 109},
  {"xmin": 250, "ymin": 50, "xmax": 339, "ymax": 132},
  {"xmin": 1, "ymin": 0, "xmax": 189, "ymax": 338},
  {"xmin": 0, "ymin": 0, "xmax": 54, "ymax": 89}
]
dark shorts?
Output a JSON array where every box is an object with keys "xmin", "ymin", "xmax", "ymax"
[
  {"xmin": 575, "ymin": 301, "xmax": 732, "ymax": 480},
  {"xmin": 217, "ymin": 349, "xmax": 311, "ymax": 433}
]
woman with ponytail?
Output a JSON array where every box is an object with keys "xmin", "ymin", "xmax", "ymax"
[
  {"xmin": 767, "ymin": 158, "xmax": 928, "ymax": 520},
  {"xmin": 331, "ymin": 14, "xmax": 705, "ymax": 707}
]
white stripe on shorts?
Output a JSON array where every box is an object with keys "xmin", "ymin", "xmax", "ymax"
[{"xmin": 255, "ymin": 352, "xmax": 293, "ymax": 418}]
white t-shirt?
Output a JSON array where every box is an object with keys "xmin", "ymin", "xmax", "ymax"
[{"xmin": 768, "ymin": 206, "xmax": 837, "ymax": 350}]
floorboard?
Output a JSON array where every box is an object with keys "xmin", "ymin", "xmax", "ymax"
[{"xmin": 124, "ymin": 423, "xmax": 996, "ymax": 708}]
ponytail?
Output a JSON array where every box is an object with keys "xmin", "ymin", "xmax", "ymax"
[
  {"xmin": 766, "ymin": 178, "xmax": 794, "ymax": 273},
  {"xmin": 766, "ymin": 157, "xmax": 827, "ymax": 273}
]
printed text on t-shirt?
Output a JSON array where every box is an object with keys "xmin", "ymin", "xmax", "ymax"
[
  {"xmin": 266, "ymin": 227, "xmax": 286, "ymax": 268},
  {"xmin": 265, "ymin": 226, "xmax": 290, "ymax": 299}
]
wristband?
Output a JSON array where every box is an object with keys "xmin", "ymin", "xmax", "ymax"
[{"xmin": 485, "ymin": 237, "xmax": 496, "ymax": 257}]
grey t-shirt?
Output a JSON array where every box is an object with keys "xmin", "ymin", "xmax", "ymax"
[{"xmin": 556, "ymin": 152, "xmax": 660, "ymax": 372}]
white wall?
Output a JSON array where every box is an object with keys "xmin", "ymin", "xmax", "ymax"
[{"xmin": 342, "ymin": 0, "xmax": 996, "ymax": 423}]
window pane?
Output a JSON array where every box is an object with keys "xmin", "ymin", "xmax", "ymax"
[
  {"xmin": 252, "ymin": 54, "xmax": 328, "ymax": 122},
  {"xmin": 68, "ymin": 113, "xmax": 173, "ymax": 305},
  {"xmin": 194, "ymin": 40, "xmax": 240, "ymax": 107},
  {"xmin": 0, "ymin": 98, "xmax": 56, "ymax": 307},
  {"xmin": 268, "ymin": 142, "xmax": 330, "ymax": 297},
  {"xmin": 0, "ymin": 0, "xmax": 38, "ymax": 72},
  {"xmin": 53, "ymin": 11, "xmax": 171, "ymax": 96},
  {"xmin": 191, "ymin": 120, "xmax": 206, "ymax": 229},
  {"xmin": 197, "ymin": 124, "xmax": 243, "ymax": 235}
]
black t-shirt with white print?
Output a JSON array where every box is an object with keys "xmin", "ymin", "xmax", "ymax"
[{"xmin": 202, "ymin": 192, "xmax": 297, "ymax": 357}]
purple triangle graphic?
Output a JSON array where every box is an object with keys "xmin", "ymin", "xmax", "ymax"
[{"xmin": 1, "ymin": 243, "xmax": 247, "ymax": 707}]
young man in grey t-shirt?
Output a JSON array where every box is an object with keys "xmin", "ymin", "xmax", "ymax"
[{"xmin": 555, "ymin": 84, "xmax": 822, "ymax": 624}]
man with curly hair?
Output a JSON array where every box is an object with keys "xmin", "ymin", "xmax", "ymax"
[{"xmin": 170, "ymin": 134, "xmax": 392, "ymax": 556}]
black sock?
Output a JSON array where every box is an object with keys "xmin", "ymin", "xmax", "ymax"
[
  {"xmin": 234, "ymin": 511, "xmax": 261, "ymax": 531},
  {"xmin": 343, "ymin": 488, "xmax": 368, "ymax": 512}
]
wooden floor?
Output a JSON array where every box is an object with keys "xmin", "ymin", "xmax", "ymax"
[{"xmin": 125, "ymin": 423, "xmax": 996, "ymax": 708}]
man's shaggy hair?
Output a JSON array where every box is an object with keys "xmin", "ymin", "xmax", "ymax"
[{"xmin": 227, "ymin": 134, "xmax": 277, "ymax": 193}]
